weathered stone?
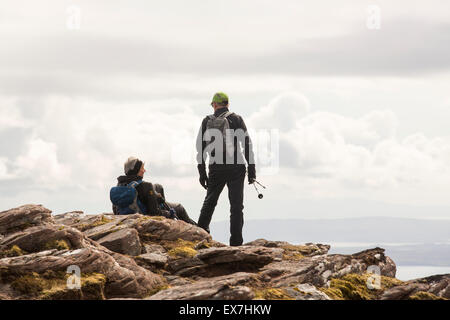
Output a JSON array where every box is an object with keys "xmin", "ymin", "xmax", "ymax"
[
  {"xmin": 97, "ymin": 228, "xmax": 142, "ymax": 256},
  {"xmin": 136, "ymin": 217, "xmax": 211, "ymax": 242},
  {"xmin": 147, "ymin": 272, "xmax": 257, "ymax": 300},
  {"xmin": 0, "ymin": 205, "xmax": 53, "ymax": 234},
  {"xmin": 171, "ymin": 246, "xmax": 282, "ymax": 278},
  {"xmin": 143, "ymin": 243, "xmax": 166, "ymax": 254},
  {"xmin": 381, "ymin": 274, "xmax": 450, "ymax": 300},
  {"xmin": 1, "ymin": 205, "xmax": 448, "ymax": 301},
  {"xmin": 135, "ymin": 253, "xmax": 168, "ymax": 268},
  {"xmin": 245, "ymin": 239, "xmax": 330, "ymax": 257},
  {"xmin": 0, "ymin": 225, "xmax": 89, "ymax": 253},
  {"xmin": 264, "ymin": 247, "xmax": 397, "ymax": 288},
  {"xmin": 0, "ymin": 247, "xmax": 164, "ymax": 299},
  {"xmin": 284, "ymin": 283, "xmax": 331, "ymax": 300}
]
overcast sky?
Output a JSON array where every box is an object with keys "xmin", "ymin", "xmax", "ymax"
[{"xmin": 1, "ymin": 0, "xmax": 450, "ymax": 222}]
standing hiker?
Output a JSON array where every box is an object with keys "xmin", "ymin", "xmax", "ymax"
[
  {"xmin": 110, "ymin": 157, "xmax": 197, "ymax": 225},
  {"xmin": 196, "ymin": 92, "xmax": 256, "ymax": 246}
]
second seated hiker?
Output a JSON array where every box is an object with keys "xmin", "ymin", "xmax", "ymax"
[{"xmin": 110, "ymin": 157, "xmax": 197, "ymax": 225}]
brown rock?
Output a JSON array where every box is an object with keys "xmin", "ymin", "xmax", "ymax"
[
  {"xmin": 0, "ymin": 247, "xmax": 164, "ymax": 299},
  {"xmin": 97, "ymin": 228, "xmax": 142, "ymax": 256},
  {"xmin": 0, "ymin": 225, "xmax": 89, "ymax": 253},
  {"xmin": 0, "ymin": 205, "xmax": 53, "ymax": 235},
  {"xmin": 171, "ymin": 246, "xmax": 283, "ymax": 278},
  {"xmin": 147, "ymin": 272, "xmax": 256, "ymax": 300}
]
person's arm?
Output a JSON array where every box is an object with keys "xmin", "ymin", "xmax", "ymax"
[
  {"xmin": 136, "ymin": 182, "xmax": 161, "ymax": 215},
  {"xmin": 238, "ymin": 116, "xmax": 256, "ymax": 182},
  {"xmin": 196, "ymin": 118, "xmax": 209, "ymax": 189}
]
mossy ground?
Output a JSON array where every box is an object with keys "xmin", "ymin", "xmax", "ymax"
[
  {"xmin": 77, "ymin": 215, "xmax": 114, "ymax": 231},
  {"xmin": 409, "ymin": 291, "xmax": 446, "ymax": 300},
  {"xmin": 168, "ymin": 246, "xmax": 198, "ymax": 258},
  {"xmin": 148, "ymin": 239, "xmax": 200, "ymax": 259},
  {"xmin": 1, "ymin": 268, "xmax": 107, "ymax": 300},
  {"xmin": 43, "ymin": 240, "xmax": 70, "ymax": 251},
  {"xmin": 280, "ymin": 244, "xmax": 308, "ymax": 261},
  {"xmin": 320, "ymin": 273, "xmax": 404, "ymax": 300},
  {"xmin": 0, "ymin": 245, "xmax": 27, "ymax": 258},
  {"xmin": 254, "ymin": 288, "xmax": 294, "ymax": 300},
  {"xmin": 143, "ymin": 283, "xmax": 171, "ymax": 298}
]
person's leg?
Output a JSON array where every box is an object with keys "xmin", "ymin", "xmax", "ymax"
[
  {"xmin": 197, "ymin": 169, "xmax": 227, "ymax": 233},
  {"xmin": 166, "ymin": 201, "xmax": 197, "ymax": 225},
  {"xmin": 153, "ymin": 183, "xmax": 165, "ymax": 199},
  {"xmin": 227, "ymin": 165, "xmax": 246, "ymax": 246}
]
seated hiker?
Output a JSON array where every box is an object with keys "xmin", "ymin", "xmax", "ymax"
[{"xmin": 110, "ymin": 156, "xmax": 197, "ymax": 225}]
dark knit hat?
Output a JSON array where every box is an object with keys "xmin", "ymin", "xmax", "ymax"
[{"xmin": 124, "ymin": 157, "xmax": 144, "ymax": 176}]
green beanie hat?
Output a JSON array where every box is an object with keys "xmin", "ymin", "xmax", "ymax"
[{"xmin": 211, "ymin": 92, "xmax": 229, "ymax": 105}]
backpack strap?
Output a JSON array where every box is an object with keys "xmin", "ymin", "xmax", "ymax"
[
  {"xmin": 218, "ymin": 111, "xmax": 233, "ymax": 119},
  {"xmin": 128, "ymin": 180, "xmax": 143, "ymax": 188}
]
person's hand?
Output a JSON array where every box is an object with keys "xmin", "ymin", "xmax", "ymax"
[
  {"xmin": 169, "ymin": 208, "xmax": 178, "ymax": 220},
  {"xmin": 199, "ymin": 175, "xmax": 209, "ymax": 189},
  {"xmin": 155, "ymin": 192, "xmax": 165, "ymax": 204},
  {"xmin": 197, "ymin": 164, "xmax": 208, "ymax": 190}
]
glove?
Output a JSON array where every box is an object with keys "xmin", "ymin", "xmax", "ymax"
[
  {"xmin": 198, "ymin": 164, "xmax": 209, "ymax": 190},
  {"xmin": 247, "ymin": 164, "xmax": 256, "ymax": 184},
  {"xmin": 169, "ymin": 208, "xmax": 178, "ymax": 220}
]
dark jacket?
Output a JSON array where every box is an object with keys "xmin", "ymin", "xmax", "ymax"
[
  {"xmin": 196, "ymin": 107, "xmax": 255, "ymax": 174},
  {"xmin": 113, "ymin": 175, "xmax": 169, "ymax": 217}
]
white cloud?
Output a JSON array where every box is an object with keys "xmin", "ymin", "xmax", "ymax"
[
  {"xmin": 0, "ymin": 99, "xmax": 32, "ymax": 131},
  {"xmin": 247, "ymin": 92, "xmax": 450, "ymax": 206},
  {"xmin": 14, "ymin": 138, "xmax": 71, "ymax": 188}
]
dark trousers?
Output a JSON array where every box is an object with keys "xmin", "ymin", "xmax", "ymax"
[
  {"xmin": 198, "ymin": 165, "xmax": 246, "ymax": 246},
  {"xmin": 154, "ymin": 184, "xmax": 197, "ymax": 225}
]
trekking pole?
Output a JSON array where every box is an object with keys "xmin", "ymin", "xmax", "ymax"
[{"xmin": 252, "ymin": 179, "xmax": 266, "ymax": 199}]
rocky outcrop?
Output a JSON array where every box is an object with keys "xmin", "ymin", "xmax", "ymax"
[
  {"xmin": 0, "ymin": 204, "xmax": 448, "ymax": 300},
  {"xmin": 381, "ymin": 274, "xmax": 449, "ymax": 300},
  {"xmin": 0, "ymin": 205, "xmax": 164, "ymax": 300}
]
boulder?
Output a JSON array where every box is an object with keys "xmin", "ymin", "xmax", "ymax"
[
  {"xmin": 97, "ymin": 228, "xmax": 142, "ymax": 256},
  {"xmin": 381, "ymin": 274, "xmax": 450, "ymax": 300},
  {"xmin": 284, "ymin": 283, "xmax": 331, "ymax": 300},
  {"xmin": 170, "ymin": 246, "xmax": 283, "ymax": 277},
  {"xmin": 0, "ymin": 225, "xmax": 89, "ymax": 254},
  {"xmin": 0, "ymin": 205, "xmax": 53, "ymax": 235},
  {"xmin": 147, "ymin": 272, "xmax": 257, "ymax": 300},
  {"xmin": 135, "ymin": 253, "xmax": 168, "ymax": 269}
]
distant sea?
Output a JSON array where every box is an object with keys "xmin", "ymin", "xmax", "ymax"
[{"xmin": 395, "ymin": 266, "xmax": 450, "ymax": 281}]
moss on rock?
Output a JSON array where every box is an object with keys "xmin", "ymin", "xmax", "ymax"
[
  {"xmin": 78, "ymin": 215, "xmax": 114, "ymax": 231},
  {"xmin": 168, "ymin": 246, "xmax": 198, "ymax": 258},
  {"xmin": 280, "ymin": 244, "xmax": 307, "ymax": 261},
  {"xmin": 44, "ymin": 240, "xmax": 70, "ymax": 251},
  {"xmin": 2, "ymin": 267, "xmax": 107, "ymax": 300},
  {"xmin": 409, "ymin": 291, "xmax": 446, "ymax": 300},
  {"xmin": 0, "ymin": 245, "xmax": 27, "ymax": 258},
  {"xmin": 320, "ymin": 273, "xmax": 405, "ymax": 300},
  {"xmin": 254, "ymin": 288, "xmax": 294, "ymax": 300}
]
